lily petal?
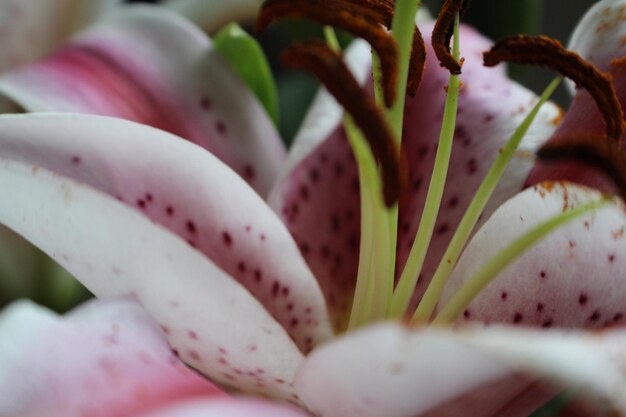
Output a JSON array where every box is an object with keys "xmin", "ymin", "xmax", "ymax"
[
  {"xmin": 0, "ymin": 113, "xmax": 332, "ymax": 352},
  {"xmin": 296, "ymin": 323, "xmax": 626, "ymax": 417},
  {"xmin": 268, "ymin": 40, "xmax": 372, "ymax": 329},
  {"xmin": 0, "ymin": 5, "xmax": 284, "ymax": 195},
  {"xmin": 397, "ymin": 25, "xmax": 561, "ymax": 305},
  {"xmin": 0, "ymin": 0, "xmax": 118, "ymax": 73},
  {"xmin": 568, "ymin": 0, "xmax": 626, "ymax": 74},
  {"xmin": 135, "ymin": 398, "xmax": 309, "ymax": 417},
  {"xmin": 0, "ymin": 298, "xmax": 223, "ymax": 417},
  {"xmin": 440, "ymin": 182, "xmax": 626, "ymax": 328},
  {"xmin": 295, "ymin": 323, "xmax": 537, "ymax": 417},
  {"xmin": 163, "ymin": 0, "xmax": 262, "ymax": 33},
  {"xmin": 0, "ymin": 134, "xmax": 308, "ymax": 400}
]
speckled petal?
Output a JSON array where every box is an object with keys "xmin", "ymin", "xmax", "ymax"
[
  {"xmin": 0, "ymin": 5, "xmax": 284, "ymax": 195},
  {"xmin": 0, "ymin": 137, "xmax": 309, "ymax": 400},
  {"xmin": 268, "ymin": 40, "xmax": 372, "ymax": 330},
  {"xmin": 397, "ymin": 24, "xmax": 562, "ymax": 306},
  {"xmin": 0, "ymin": 298, "xmax": 223, "ymax": 417},
  {"xmin": 0, "ymin": 0, "xmax": 118, "ymax": 73},
  {"xmin": 440, "ymin": 182, "xmax": 626, "ymax": 329},
  {"xmin": 163, "ymin": 0, "xmax": 262, "ymax": 32},
  {"xmin": 135, "ymin": 398, "xmax": 309, "ymax": 417},
  {"xmin": 0, "ymin": 113, "xmax": 332, "ymax": 353}
]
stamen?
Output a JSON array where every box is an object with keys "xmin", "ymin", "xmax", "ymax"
[
  {"xmin": 432, "ymin": 0, "xmax": 472, "ymax": 74},
  {"xmin": 282, "ymin": 40, "xmax": 406, "ymax": 206},
  {"xmin": 258, "ymin": 0, "xmax": 399, "ymax": 107},
  {"xmin": 430, "ymin": 196, "xmax": 609, "ymax": 324},
  {"xmin": 399, "ymin": 77, "xmax": 561, "ymax": 320},
  {"xmin": 539, "ymin": 136, "xmax": 626, "ymax": 201},
  {"xmin": 483, "ymin": 35, "xmax": 625, "ymax": 141}
]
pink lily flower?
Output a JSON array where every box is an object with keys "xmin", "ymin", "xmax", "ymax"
[{"xmin": 1, "ymin": 1, "xmax": 626, "ymax": 416}]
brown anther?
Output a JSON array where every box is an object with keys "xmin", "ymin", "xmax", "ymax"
[
  {"xmin": 432, "ymin": 0, "xmax": 472, "ymax": 74},
  {"xmin": 258, "ymin": 0, "xmax": 398, "ymax": 107},
  {"xmin": 484, "ymin": 35, "xmax": 625, "ymax": 141},
  {"xmin": 342, "ymin": 0, "xmax": 426, "ymax": 96},
  {"xmin": 282, "ymin": 40, "xmax": 406, "ymax": 206},
  {"xmin": 539, "ymin": 136, "xmax": 626, "ymax": 201}
]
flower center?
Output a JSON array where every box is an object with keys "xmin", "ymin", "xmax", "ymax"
[{"xmin": 257, "ymin": 0, "xmax": 622, "ymax": 330}]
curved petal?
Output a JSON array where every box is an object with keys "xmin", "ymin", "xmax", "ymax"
[
  {"xmin": 397, "ymin": 25, "xmax": 561, "ymax": 306},
  {"xmin": 0, "ymin": 113, "xmax": 332, "ymax": 352},
  {"xmin": 0, "ymin": 155, "xmax": 305, "ymax": 400},
  {"xmin": 135, "ymin": 398, "xmax": 309, "ymax": 417},
  {"xmin": 268, "ymin": 40, "xmax": 372, "ymax": 329},
  {"xmin": 440, "ymin": 182, "xmax": 626, "ymax": 329},
  {"xmin": 295, "ymin": 323, "xmax": 533, "ymax": 417},
  {"xmin": 568, "ymin": 0, "xmax": 626, "ymax": 74},
  {"xmin": 0, "ymin": 5, "xmax": 284, "ymax": 195},
  {"xmin": 0, "ymin": 298, "xmax": 223, "ymax": 417},
  {"xmin": 296, "ymin": 323, "xmax": 626, "ymax": 417},
  {"xmin": 163, "ymin": 0, "xmax": 262, "ymax": 33}
]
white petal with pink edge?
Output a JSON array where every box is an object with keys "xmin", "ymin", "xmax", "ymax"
[
  {"xmin": 0, "ymin": 113, "xmax": 332, "ymax": 352},
  {"xmin": 568, "ymin": 0, "xmax": 626, "ymax": 74},
  {"xmin": 0, "ymin": 5, "xmax": 285, "ymax": 196},
  {"xmin": 295, "ymin": 323, "xmax": 515, "ymax": 417},
  {"xmin": 0, "ymin": 156, "xmax": 305, "ymax": 400},
  {"xmin": 134, "ymin": 398, "xmax": 310, "ymax": 417},
  {"xmin": 0, "ymin": 298, "xmax": 223, "ymax": 417},
  {"xmin": 440, "ymin": 182, "xmax": 626, "ymax": 329},
  {"xmin": 296, "ymin": 322, "xmax": 626, "ymax": 417}
]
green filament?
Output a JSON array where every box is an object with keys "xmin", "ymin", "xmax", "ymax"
[
  {"xmin": 388, "ymin": 0, "xmax": 423, "ymax": 142},
  {"xmin": 431, "ymin": 197, "xmax": 609, "ymax": 324},
  {"xmin": 389, "ymin": 14, "xmax": 461, "ymax": 319},
  {"xmin": 411, "ymin": 76, "xmax": 562, "ymax": 321}
]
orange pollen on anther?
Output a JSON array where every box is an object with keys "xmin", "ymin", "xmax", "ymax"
[
  {"xmin": 282, "ymin": 40, "xmax": 407, "ymax": 206},
  {"xmin": 483, "ymin": 35, "xmax": 625, "ymax": 141}
]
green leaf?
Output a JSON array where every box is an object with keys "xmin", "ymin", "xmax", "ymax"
[{"xmin": 214, "ymin": 23, "xmax": 280, "ymax": 125}]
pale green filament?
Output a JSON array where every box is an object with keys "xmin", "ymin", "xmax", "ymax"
[
  {"xmin": 389, "ymin": 14, "xmax": 461, "ymax": 319},
  {"xmin": 346, "ymin": 117, "xmax": 392, "ymax": 328},
  {"xmin": 409, "ymin": 76, "xmax": 562, "ymax": 321},
  {"xmin": 388, "ymin": 0, "xmax": 423, "ymax": 142},
  {"xmin": 431, "ymin": 198, "xmax": 609, "ymax": 324}
]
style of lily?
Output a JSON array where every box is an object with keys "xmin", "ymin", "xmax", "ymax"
[{"xmin": 2, "ymin": 0, "xmax": 626, "ymax": 416}]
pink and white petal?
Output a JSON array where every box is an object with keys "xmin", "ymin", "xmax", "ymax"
[
  {"xmin": 440, "ymin": 182, "xmax": 626, "ymax": 328},
  {"xmin": 0, "ymin": 157, "xmax": 305, "ymax": 400},
  {"xmin": 296, "ymin": 323, "xmax": 626, "ymax": 417},
  {"xmin": 454, "ymin": 325, "xmax": 626, "ymax": 415},
  {"xmin": 397, "ymin": 24, "xmax": 562, "ymax": 306},
  {"xmin": 0, "ymin": 298, "xmax": 223, "ymax": 417},
  {"xmin": 268, "ymin": 40, "xmax": 371, "ymax": 329},
  {"xmin": 568, "ymin": 0, "xmax": 626, "ymax": 74},
  {"xmin": 295, "ymin": 323, "xmax": 544, "ymax": 417},
  {"xmin": 0, "ymin": 113, "xmax": 332, "ymax": 352},
  {"xmin": 163, "ymin": 0, "xmax": 262, "ymax": 32},
  {"xmin": 135, "ymin": 398, "xmax": 309, "ymax": 417},
  {"xmin": 0, "ymin": 5, "xmax": 284, "ymax": 195}
]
